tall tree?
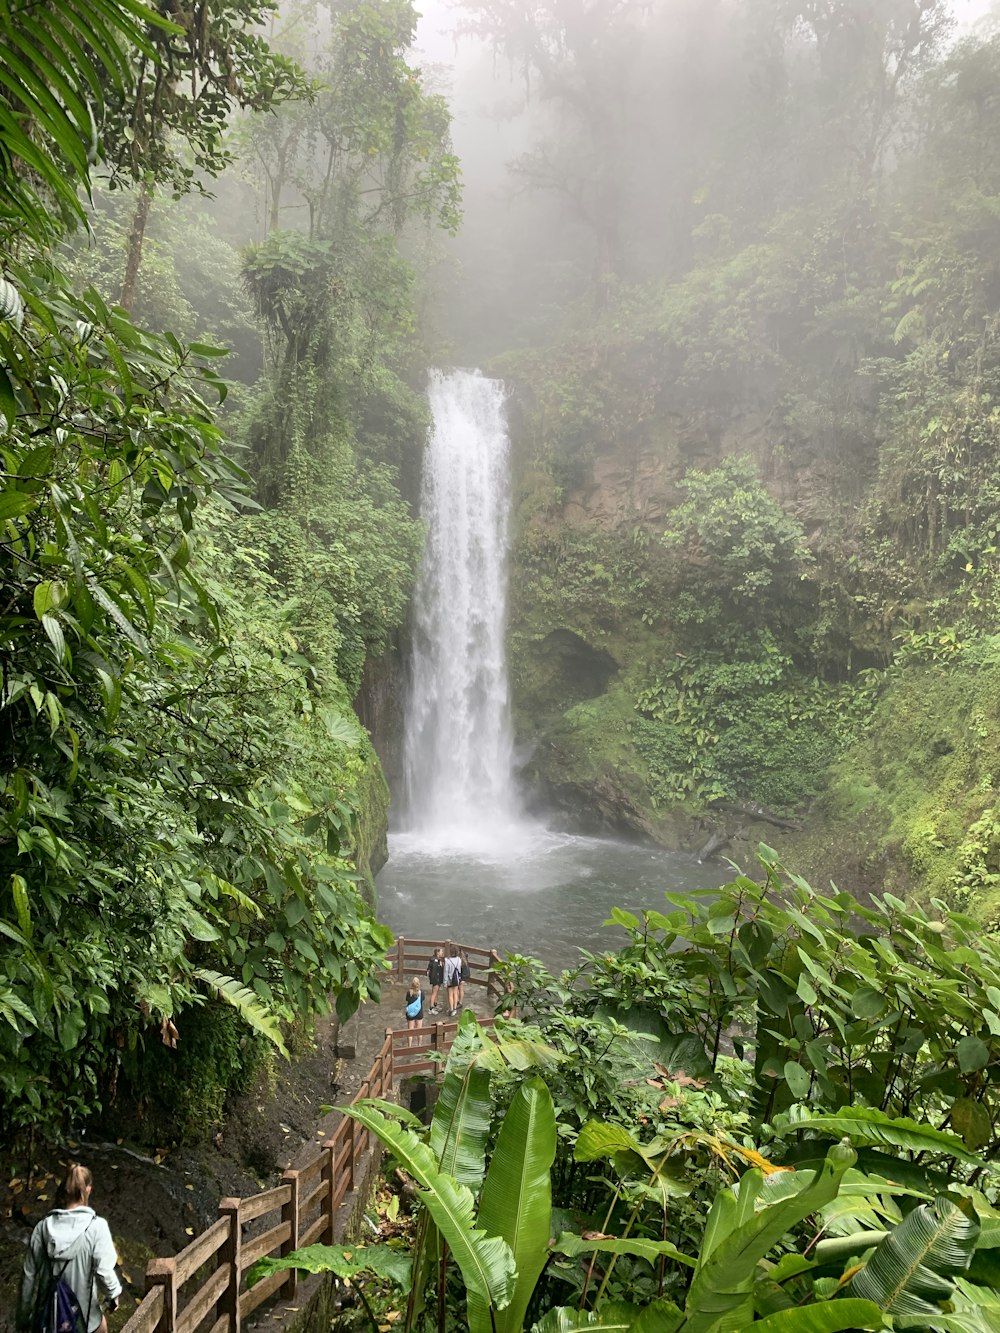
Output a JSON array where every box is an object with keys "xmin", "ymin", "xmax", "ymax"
[
  {"xmin": 457, "ymin": 0, "xmax": 647, "ymax": 287},
  {"xmin": 104, "ymin": 0, "xmax": 309, "ymax": 309}
]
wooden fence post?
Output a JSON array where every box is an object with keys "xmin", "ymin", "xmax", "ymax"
[
  {"xmin": 397, "ymin": 936, "xmax": 405, "ymax": 979},
  {"xmin": 280, "ymin": 1172, "xmax": 300, "ymax": 1300},
  {"xmin": 433, "ymin": 1021, "xmax": 444, "ymax": 1053},
  {"xmin": 487, "ymin": 948, "xmax": 501, "ymax": 1001},
  {"xmin": 146, "ymin": 1257, "xmax": 178, "ymax": 1333},
  {"xmin": 322, "ymin": 1138, "xmax": 337, "ymax": 1243},
  {"xmin": 385, "ymin": 1027, "xmax": 394, "ymax": 1086},
  {"xmin": 217, "ymin": 1198, "xmax": 241, "ymax": 1333}
]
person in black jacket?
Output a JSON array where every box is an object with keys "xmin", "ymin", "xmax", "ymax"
[{"xmin": 426, "ymin": 947, "xmax": 445, "ymax": 1014}]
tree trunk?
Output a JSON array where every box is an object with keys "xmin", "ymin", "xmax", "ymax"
[{"xmin": 120, "ymin": 185, "xmax": 152, "ymax": 313}]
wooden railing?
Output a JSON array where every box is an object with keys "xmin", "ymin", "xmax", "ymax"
[
  {"xmin": 388, "ymin": 937, "xmax": 505, "ymax": 999},
  {"xmin": 121, "ymin": 937, "xmax": 504, "ymax": 1333}
]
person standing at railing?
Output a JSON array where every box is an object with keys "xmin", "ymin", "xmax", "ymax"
[
  {"xmin": 459, "ymin": 951, "xmax": 470, "ymax": 1007},
  {"xmin": 444, "ymin": 943, "xmax": 463, "ymax": 1017},
  {"xmin": 17, "ymin": 1163, "xmax": 122, "ymax": 1333},
  {"xmin": 426, "ymin": 947, "xmax": 445, "ymax": 1014},
  {"xmin": 404, "ymin": 976, "xmax": 424, "ymax": 1046}
]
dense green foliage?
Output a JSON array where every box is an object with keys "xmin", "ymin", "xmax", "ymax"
[
  {"xmin": 263, "ymin": 855, "xmax": 1000, "ymax": 1330},
  {"xmin": 476, "ymin": 1, "xmax": 1000, "ymax": 898},
  {"xmin": 0, "ymin": 0, "xmax": 456, "ymax": 1141}
]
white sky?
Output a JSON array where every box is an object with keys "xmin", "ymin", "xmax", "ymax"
[
  {"xmin": 414, "ymin": 0, "xmax": 998, "ymax": 66},
  {"xmin": 956, "ymin": 0, "xmax": 994, "ymax": 24}
]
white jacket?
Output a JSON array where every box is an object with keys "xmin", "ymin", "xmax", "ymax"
[{"xmin": 18, "ymin": 1206, "xmax": 122, "ymax": 1333}]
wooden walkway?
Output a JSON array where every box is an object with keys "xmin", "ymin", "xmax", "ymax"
[{"xmin": 122, "ymin": 939, "xmax": 505, "ymax": 1333}]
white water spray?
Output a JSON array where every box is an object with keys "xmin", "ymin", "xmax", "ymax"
[{"xmin": 402, "ymin": 369, "xmax": 519, "ymax": 849}]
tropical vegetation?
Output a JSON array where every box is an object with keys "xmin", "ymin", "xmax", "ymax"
[
  {"xmin": 10, "ymin": 31, "xmax": 1000, "ymax": 1333},
  {"xmin": 483, "ymin": 0, "xmax": 1000, "ymax": 912},
  {"xmin": 254, "ymin": 850, "xmax": 1000, "ymax": 1330},
  {"xmin": 0, "ymin": 0, "xmax": 456, "ymax": 1142}
]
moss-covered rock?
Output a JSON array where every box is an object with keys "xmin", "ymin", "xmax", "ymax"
[
  {"xmin": 521, "ymin": 682, "xmax": 692, "ymax": 845},
  {"xmin": 349, "ymin": 739, "xmax": 391, "ymax": 905},
  {"xmin": 779, "ymin": 643, "xmax": 1000, "ymax": 917}
]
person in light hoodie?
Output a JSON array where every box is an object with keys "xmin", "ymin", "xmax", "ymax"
[{"xmin": 17, "ymin": 1162, "xmax": 123, "ymax": 1333}]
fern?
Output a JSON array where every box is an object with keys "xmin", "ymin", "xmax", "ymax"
[
  {"xmin": 0, "ymin": 0, "xmax": 168, "ymax": 236},
  {"xmin": 194, "ymin": 968, "xmax": 288, "ymax": 1056}
]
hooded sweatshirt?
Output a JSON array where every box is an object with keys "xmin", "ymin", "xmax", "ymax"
[{"xmin": 17, "ymin": 1206, "xmax": 122, "ymax": 1333}]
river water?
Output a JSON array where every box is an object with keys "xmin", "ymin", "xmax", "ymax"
[{"xmin": 376, "ymin": 828, "xmax": 730, "ymax": 973}]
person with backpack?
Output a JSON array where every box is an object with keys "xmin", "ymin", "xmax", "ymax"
[
  {"xmin": 426, "ymin": 947, "xmax": 445, "ymax": 1014},
  {"xmin": 404, "ymin": 975, "xmax": 424, "ymax": 1045},
  {"xmin": 444, "ymin": 943, "xmax": 463, "ymax": 1017},
  {"xmin": 459, "ymin": 951, "xmax": 471, "ymax": 1007},
  {"xmin": 17, "ymin": 1162, "xmax": 122, "ymax": 1333}
]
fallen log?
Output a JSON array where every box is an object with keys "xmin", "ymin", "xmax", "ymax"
[
  {"xmin": 696, "ymin": 828, "xmax": 731, "ymax": 863},
  {"xmin": 712, "ymin": 799, "xmax": 801, "ymax": 831}
]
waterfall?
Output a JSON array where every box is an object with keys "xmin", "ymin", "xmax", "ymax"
[{"xmin": 402, "ymin": 369, "xmax": 519, "ymax": 847}]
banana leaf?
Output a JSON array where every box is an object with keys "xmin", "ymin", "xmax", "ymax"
[
  {"xmin": 343, "ymin": 1101, "xmax": 515, "ymax": 1311},
  {"xmin": 850, "ymin": 1194, "xmax": 980, "ymax": 1318},
  {"xmin": 470, "ymin": 1077, "xmax": 557, "ymax": 1333},
  {"xmin": 682, "ymin": 1144, "xmax": 856, "ymax": 1333},
  {"xmin": 430, "ymin": 1060, "xmax": 493, "ymax": 1187},
  {"xmin": 894, "ymin": 1317, "xmax": 1000, "ymax": 1332},
  {"xmin": 944, "ymin": 1277, "xmax": 1000, "ymax": 1331},
  {"xmin": 777, "ymin": 1107, "xmax": 978, "ymax": 1164},
  {"xmin": 749, "ymin": 1301, "xmax": 886, "ymax": 1331}
]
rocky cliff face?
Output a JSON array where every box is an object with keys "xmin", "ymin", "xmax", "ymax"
[
  {"xmin": 502, "ymin": 371, "xmax": 843, "ymax": 861},
  {"xmin": 501, "ymin": 373, "xmax": 1000, "ymax": 922},
  {"xmin": 504, "ymin": 387, "xmax": 698, "ymax": 849},
  {"xmin": 352, "ymin": 645, "xmax": 407, "ymax": 892}
]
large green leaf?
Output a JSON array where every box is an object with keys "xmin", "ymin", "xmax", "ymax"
[
  {"xmin": 756, "ymin": 1164, "xmax": 919, "ymax": 1240},
  {"xmin": 471, "ymin": 1077, "xmax": 556, "ymax": 1333},
  {"xmin": 894, "ymin": 1315, "xmax": 1000, "ymax": 1332},
  {"xmin": 531, "ymin": 1302, "xmax": 686, "ymax": 1332},
  {"xmin": 682, "ymin": 1144, "xmax": 856, "ymax": 1333},
  {"xmin": 777, "ymin": 1107, "xmax": 978, "ymax": 1164},
  {"xmin": 554, "ymin": 1232, "xmax": 695, "ymax": 1270},
  {"xmin": 575, "ymin": 1120, "xmax": 646, "ymax": 1164},
  {"xmin": 430, "ymin": 1060, "xmax": 493, "ymax": 1187},
  {"xmin": 245, "ymin": 1242, "xmax": 410, "ymax": 1289},
  {"xmin": 532, "ymin": 1304, "xmax": 647, "ymax": 1332},
  {"xmin": 850, "ymin": 1194, "xmax": 980, "ymax": 1318},
  {"xmin": 750, "ymin": 1302, "xmax": 887, "ymax": 1331},
  {"xmin": 343, "ymin": 1101, "xmax": 516, "ymax": 1311},
  {"xmin": 942, "ymin": 1278, "xmax": 1000, "ymax": 1331},
  {"xmin": 630, "ymin": 1304, "xmax": 686, "ymax": 1333}
]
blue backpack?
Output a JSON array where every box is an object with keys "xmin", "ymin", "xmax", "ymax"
[
  {"xmin": 33, "ymin": 1221, "xmax": 94, "ymax": 1333},
  {"xmin": 406, "ymin": 995, "xmax": 422, "ymax": 1018}
]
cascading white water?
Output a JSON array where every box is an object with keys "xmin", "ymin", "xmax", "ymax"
[{"xmin": 402, "ymin": 369, "xmax": 519, "ymax": 847}]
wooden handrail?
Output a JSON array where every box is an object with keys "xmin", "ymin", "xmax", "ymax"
[{"xmin": 121, "ymin": 942, "xmax": 502, "ymax": 1333}]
